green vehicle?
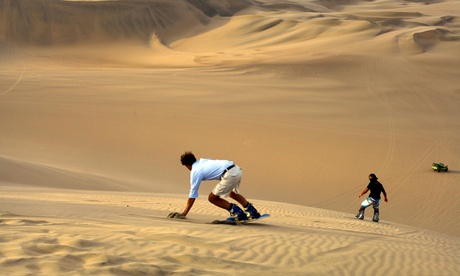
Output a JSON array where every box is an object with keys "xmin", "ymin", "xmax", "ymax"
[{"xmin": 432, "ymin": 162, "xmax": 448, "ymax": 172}]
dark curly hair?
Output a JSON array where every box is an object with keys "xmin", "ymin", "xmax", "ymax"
[
  {"xmin": 180, "ymin": 151, "xmax": 196, "ymax": 166},
  {"xmin": 369, "ymin": 173, "xmax": 378, "ymax": 181}
]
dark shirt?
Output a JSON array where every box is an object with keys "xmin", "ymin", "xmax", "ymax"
[{"xmin": 367, "ymin": 180, "xmax": 386, "ymax": 199}]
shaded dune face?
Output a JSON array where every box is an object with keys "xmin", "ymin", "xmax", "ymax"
[
  {"xmin": 0, "ymin": 0, "xmax": 255, "ymax": 46},
  {"xmin": 413, "ymin": 28, "xmax": 452, "ymax": 51},
  {"xmin": 1, "ymin": 0, "xmax": 458, "ymax": 56}
]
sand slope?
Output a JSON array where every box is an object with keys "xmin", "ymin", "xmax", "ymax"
[
  {"xmin": 1, "ymin": 0, "xmax": 460, "ymax": 274},
  {"xmin": 1, "ymin": 188, "xmax": 459, "ymax": 275}
]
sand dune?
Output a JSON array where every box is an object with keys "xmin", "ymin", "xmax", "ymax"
[
  {"xmin": 1, "ymin": 189, "xmax": 459, "ymax": 275},
  {"xmin": 0, "ymin": 155, "xmax": 130, "ymax": 191},
  {"xmin": 1, "ymin": 0, "xmax": 460, "ymax": 274},
  {"xmin": 0, "ymin": 0, "xmax": 253, "ymax": 45},
  {"xmin": 3, "ymin": 0, "xmax": 459, "ymax": 65}
]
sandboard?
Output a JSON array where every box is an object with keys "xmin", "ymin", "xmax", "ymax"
[{"xmin": 212, "ymin": 213, "xmax": 270, "ymax": 225}]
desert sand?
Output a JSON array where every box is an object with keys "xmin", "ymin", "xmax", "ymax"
[{"xmin": 1, "ymin": 0, "xmax": 460, "ymax": 275}]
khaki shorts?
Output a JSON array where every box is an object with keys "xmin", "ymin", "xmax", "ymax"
[{"xmin": 212, "ymin": 165, "xmax": 242, "ymax": 197}]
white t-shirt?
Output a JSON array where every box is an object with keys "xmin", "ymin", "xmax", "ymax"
[{"xmin": 189, "ymin": 158, "xmax": 233, "ymax": 198}]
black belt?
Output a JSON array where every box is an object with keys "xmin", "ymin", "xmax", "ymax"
[{"xmin": 221, "ymin": 164, "xmax": 235, "ymax": 177}]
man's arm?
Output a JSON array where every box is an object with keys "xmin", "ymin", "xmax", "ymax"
[
  {"xmin": 359, "ymin": 187, "xmax": 369, "ymax": 198},
  {"xmin": 181, "ymin": 197, "xmax": 196, "ymax": 216},
  {"xmin": 382, "ymin": 188, "xmax": 388, "ymax": 202},
  {"xmin": 167, "ymin": 198, "xmax": 196, "ymax": 219}
]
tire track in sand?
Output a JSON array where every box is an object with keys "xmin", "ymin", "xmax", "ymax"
[
  {"xmin": 0, "ymin": 43, "xmax": 27, "ymax": 96},
  {"xmin": 360, "ymin": 54, "xmax": 396, "ymax": 176}
]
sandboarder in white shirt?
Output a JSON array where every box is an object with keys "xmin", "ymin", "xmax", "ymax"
[{"xmin": 167, "ymin": 151, "xmax": 261, "ymax": 221}]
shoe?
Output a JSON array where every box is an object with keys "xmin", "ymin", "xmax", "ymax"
[
  {"xmin": 245, "ymin": 202, "xmax": 261, "ymax": 219},
  {"xmin": 356, "ymin": 209, "xmax": 364, "ymax": 220},
  {"xmin": 372, "ymin": 212, "xmax": 379, "ymax": 222},
  {"xmin": 227, "ymin": 203, "xmax": 248, "ymax": 221}
]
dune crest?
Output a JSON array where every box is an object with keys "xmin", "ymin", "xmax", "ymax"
[
  {"xmin": 0, "ymin": 0, "xmax": 254, "ymax": 46},
  {"xmin": 1, "ymin": 0, "xmax": 458, "ymax": 67},
  {"xmin": 413, "ymin": 28, "xmax": 454, "ymax": 50},
  {"xmin": 0, "ymin": 155, "xmax": 130, "ymax": 191}
]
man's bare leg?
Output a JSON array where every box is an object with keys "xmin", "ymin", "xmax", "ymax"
[
  {"xmin": 208, "ymin": 193, "xmax": 231, "ymax": 210},
  {"xmin": 208, "ymin": 192, "xmax": 248, "ymax": 210},
  {"xmin": 229, "ymin": 191, "xmax": 248, "ymax": 207}
]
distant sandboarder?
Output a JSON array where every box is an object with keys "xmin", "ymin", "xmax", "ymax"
[{"xmin": 356, "ymin": 174, "xmax": 388, "ymax": 222}]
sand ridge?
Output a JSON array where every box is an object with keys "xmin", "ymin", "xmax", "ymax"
[{"xmin": 1, "ymin": 188, "xmax": 459, "ymax": 275}]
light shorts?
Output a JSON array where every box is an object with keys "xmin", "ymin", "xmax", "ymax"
[
  {"xmin": 361, "ymin": 197, "xmax": 380, "ymax": 210},
  {"xmin": 212, "ymin": 165, "xmax": 242, "ymax": 197}
]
